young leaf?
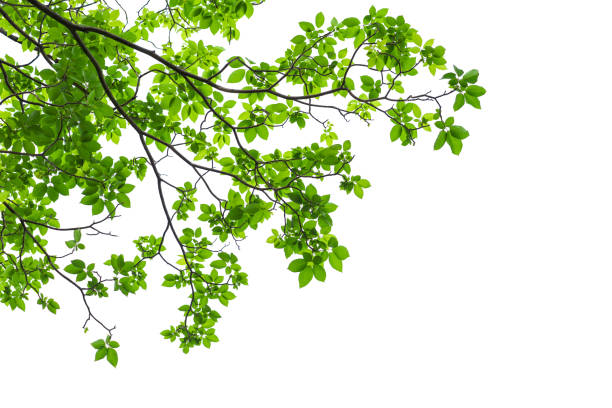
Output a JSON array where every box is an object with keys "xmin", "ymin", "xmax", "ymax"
[
  {"xmin": 288, "ymin": 259, "xmax": 307, "ymax": 272},
  {"xmin": 91, "ymin": 339, "xmax": 106, "ymax": 349},
  {"xmin": 332, "ymin": 246, "xmax": 350, "ymax": 260},
  {"xmin": 315, "ymin": 12, "xmax": 325, "ymax": 28},
  {"xmin": 433, "ymin": 131, "xmax": 447, "ymax": 150},
  {"xmin": 298, "ymin": 268, "xmax": 314, "ymax": 288},
  {"xmin": 342, "ymin": 17, "xmax": 360, "ymax": 27},
  {"xmin": 313, "ymin": 265, "xmax": 326, "ymax": 282},
  {"xmin": 228, "ymin": 69, "xmax": 245, "ymax": 83},
  {"xmin": 390, "ymin": 125, "xmax": 402, "ymax": 142},
  {"xmin": 453, "ymin": 93, "xmax": 465, "ymax": 111},
  {"xmin": 465, "ymin": 94, "xmax": 481, "ymax": 109},
  {"xmin": 210, "ymin": 260, "xmax": 227, "ymax": 269},
  {"xmin": 106, "ymin": 348, "xmax": 118, "ymax": 367},
  {"xmin": 449, "ymin": 125, "xmax": 470, "ymax": 140},
  {"xmin": 354, "ymin": 184, "xmax": 364, "ymax": 199},
  {"xmin": 92, "ymin": 199, "xmax": 104, "ymax": 215},
  {"xmin": 94, "ymin": 348, "xmax": 107, "ymax": 361},
  {"xmin": 117, "ymin": 193, "xmax": 131, "ymax": 208},
  {"xmin": 463, "ymin": 69, "xmax": 479, "ymax": 83},
  {"xmin": 466, "ymin": 85, "xmax": 486, "ymax": 97},
  {"xmin": 299, "ymin": 21, "xmax": 315, "ymax": 32},
  {"xmin": 329, "ymin": 253, "xmax": 343, "ymax": 272},
  {"xmin": 447, "ymin": 135, "xmax": 463, "ymax": 155}
]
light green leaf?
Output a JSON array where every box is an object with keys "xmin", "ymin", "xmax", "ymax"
[
  {"xmin": 313, "ymin": 265, "xmax": 326, "ymax": 282},
  {"xmin": 332, "ymin": 246, "xmax": 349, "ymax": 260},
  {"xmin": 288, "ymin": 259, "xmax": 307, "ymax": 272},
  {"xmin": 463, "ymin": 69, "xmax": 479, "ymax": 83},
  {"xmin": 92, "ymin": 199, "xmax": 104, "ymax": 215},
  {"xmin": 315, "ymin": 12, "xmax": 325, "ymax": 28},
  {"xmin": 91, "ymin": 339, "xmax": 106, "ymax": 349},
  {"xmin": 298, "ymin": 267, "xmax": 314, "ymax": 288},
  {"xmin": 329, "ymin": 253, "xmax": 343, "ymax": 272},
  {"xmin": 466, "ymin": 85, "xmax": 486, "ymax": 97},
  {"xmin": 450, "ymin": 125, "xmax": 469, "ymax": 140},
  {"xmin": 117, "ymin": 193, "xmax": 131, "ymax": 208},
  {"xmin": 210, "ymin": 260, "xmax": 226, "ymax": 269},
  {"xmin": 342, "ymin": 17, "xmax": 360, "ymax": 27},
  {"xmin": 447, "ymin": 135, "xmax": 463, "ymax": 155},
  {"xmin": 465, "ymin": 94, "xmax": 481, "ymax": 109},
  {"xmin": 169, "ymin": 96, "xmax": 181, "ymax": 117},
  {"xmin": 299, "ymin": 21, "xmax": 315, "ymax": 32},
  {"xmin": 291, "ymin": 35, "xmax": 306, "ymax": 44},
  {"xmin": 453, "ymin": 93, "xmax": 465, "ymax": 111},
  {"xmin": 94, "ymin": 348, "xmax": 107, "ymax": 361},
  {"xmin": 354, "ymin": 184, "xmax": 363, "ymax": 199},
  {"xmin": 106, "ymin": 348, "xmax": 118, "ymax": 367},
  {"xmin": 434, "ymin": 131, "xmax": 447, "ymax": 150},
  {"xmin": 228, "ymin": 69, "xmax": 245, "ymax": 83},
  {"xmin": 390, "ymin": 125, "xmax": 402, "ymax": 142}
]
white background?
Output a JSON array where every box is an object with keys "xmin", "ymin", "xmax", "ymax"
[{"xmin": 2, "ymin": 0, "xmax": 612, "ymax": 406}]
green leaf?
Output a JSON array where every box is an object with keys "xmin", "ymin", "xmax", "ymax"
[
  {"xmin": 256, "ymin": 125, "xmax": 269, "ymax": 140},
  {"xmin": 453, "ymin": 93, "xmax": 465, "ymax": 111},
  {"xmin": 447, "ymin": 135, "xmax": 463, "ymax": 155},
  {"xmin": 94, "ymin": 347, "xmax": 107, "ymax": 361},
  {"xmin": 116, "ymin": 193, "xmax": 131, "ymax": 208},
  {"xmin": 218, "ymin": 157, "xmax": 234, "ymax": 167},
  {"xmin": 298, "ymin": 267, "xmax": 314, "ymax": 288},
  {"xmin": 288, "ymin": 259, "xmax": 307, "ymax": 272},
  {"xmin": 91, "ymin": 339, "xmax": 106, "ymax": 349},
  {"xmin": 357, "ymin": 179, "xmax": 371, "ymax": 188},
  {"xmin": 32, "ymin": 183, "xmax": 47, "ymax": 200},
  {"xmin": 91, "ymin": 199, "xmax": 104, "ymax": 215},
  {"xmin": 463, "ymin": 69, "xmax": 479, "ymax": 83},
  {"xmin": 332, "ymin": 246, "xmax": 349, "ymax": 260},
  {"xmin": 81, "ymin": 195, "xmax": 99, "ymax": 205},
  {"xmin": 299, "ymin": 21, "xmax": 315, "ymax": 32},
  {"xmin": 223, "ymin": 292, "xmax": 236, "ymax": 300},
  {"xmin": 449, "ymin": 125, "xmax": 470, "ymax": 140},
  {"xmin": 169, "ymin": 96, "xmax": 181, "ymax": 117},
  {"xmin": 106, "ymin": 348, "xmax": 118, "ymax": 367},
  {"xmin": 267, "ymin": 103, "xmax": 287, "ymax": 113},
  {"xmin": 227, "ymin": 69, "xmax": 245, "ymax": 83},
  {"xmin": 434, "ymin": 131, "xmax": 447, "ymax": 150},
  {"xmin": 390, "ymin": 125, "xmax": 402, "ymax": 142},
  {"xmin": 465, "ymin": 94, "xmax": 481, "ymax": 109},
  {"xmin": 291, "ymin": 35, "xmax": 306, "ymax": 44},
  {"xmin": 119, "ymin": 184, "xmax": 135, "ymax": 194},
  {"xmin": 329, "ymin": 253, "xmax": 342, "ymax": 272},
  {"xmin": 210, "ymin": 260, "xmax": 226, "ymax": 269},
  {"xmin": 244, "ymin": 128, "xmax": 257, "ymax": 143},
  {"xmin": 361, "ymin": 75, "xmax": 374, "ymax": 87},
  {"xmin": 354, "ymin": 184, "xmax": 363, "ymax": 199},
  {"xmin": 313, "ymin": 265, "xmax": 326, "ymax": 282},
  {"xmin": 466, "ymin": 85, "xmax": 486, "ymax": 97},
  {"xmin": 159, "ymin": 83, "xmax": 176, "ymax": 94},
  {"xmin": 342, "ymin": 17, "xmax": 360, "ymax": 27},
  {"xmin": 315, "ymin": 12, "xmax": 325, "ymax": 28}
]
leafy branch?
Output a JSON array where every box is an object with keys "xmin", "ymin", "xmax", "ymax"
[{"xmin": 0, "ymin": 0, "xmax": 485, "ymax": 366}]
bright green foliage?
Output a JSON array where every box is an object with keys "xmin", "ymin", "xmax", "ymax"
[
  {"xmin": 0, "ymin": 0, "xmax": 484, "ymax": 366},
  {"xmin": 92, "ymin": 335, "xmax": 120, "ymax": 366}
]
